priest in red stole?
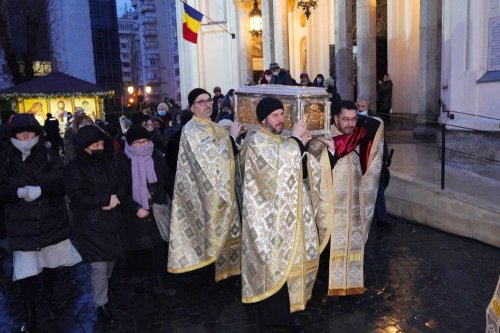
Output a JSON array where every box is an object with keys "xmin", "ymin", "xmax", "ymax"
[{"xmin": 309, "ymin": 100, "xmax": 384, "ymax": 297}]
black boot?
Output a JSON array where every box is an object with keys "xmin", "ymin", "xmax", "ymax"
[
  {"xmin": 96, "ymin": 304, "xmax": 114, "ymax": 324},
  {"xmin": 19, "ymin": 276, "xmax": 37, "ymax": 332},
  {"xmin": 19, "ymin": 300, "xmax": 36, "ymax": 332}
]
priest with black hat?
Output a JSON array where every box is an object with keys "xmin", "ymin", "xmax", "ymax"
[
  {"xmin": 64, "ymin": 124, "xmax": 123, "ymax": 325},
  {"xmin": 239, "ymin": 97, "xmax": 325, "ymax": 330},
  {"xmin": 168, "ymin": 88, "xmax": 243, "ymax": 288}
]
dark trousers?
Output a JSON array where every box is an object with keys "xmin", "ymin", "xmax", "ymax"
[
  {"xmin": 126, "ymin": 243, "xmax": 167, "ymax": 277},
  {"xmin": 255, "ymin": 284, "xmax": 292, "ymax": 327},
  {"xmin": 374, "ymin": 185, "xmax": 388, "ymax": 223}
]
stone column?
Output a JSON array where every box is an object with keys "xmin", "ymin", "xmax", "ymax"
[
  {"xmin": 272, "ymin": 0, "xmax": 290, "ymax": 70},
  {"xmin": 236, "ymin": 4, "xmax": 253, "ymax": 84},
  {"xmin": 261, "ymin": 0, "xmax": 275, "ymax": 69},
  {"xmin": 335, "ymin": 0, "xmax": 354, "ymax": 101},
  {"xmin": 418, "ymin": 0, "xmax": 442, "ymax": 121},
  {"xmin": 356, "ymin": 0, "xmax": 377, "ymax": 109}
]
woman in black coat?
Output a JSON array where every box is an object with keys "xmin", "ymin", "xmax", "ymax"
[
  {"xmin": 114, "ymin": 125, "xmax": 176, "ymax": 296},
  {"xmin": 64, "ymin": 124, "xmax": 123, "ymax": 324},
  {"xmin": 0, "ymin": 114, "xmax": 81, "ymax": 332}
]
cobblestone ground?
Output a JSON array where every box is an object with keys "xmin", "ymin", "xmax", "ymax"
[{"xmin": 1, "ymin": 217, "xmax": 499, "ymax": 333}]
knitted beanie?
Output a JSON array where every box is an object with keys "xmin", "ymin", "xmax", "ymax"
[
  {"xmin": 256, "ymin": 97, "xmax": 284, "ymax": 122},
  {"xmin": 74, "ymin": 125, "xmax": 105, "ymax": 150},
  {"xmin": 188, "ymin": 88, "xmax": 211, "ymax": 108},
  {"xmin": 125, "ymin": 125, "xmax": 151, "ymax": 145},
  {"xmin": 9, "ymin": 113, "xmax": 43, "ymax": 137}
]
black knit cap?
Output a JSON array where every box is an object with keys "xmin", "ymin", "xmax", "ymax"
[
  {"xmin": 188, "ymin": 88, "xmax": 211, "ymax": 108},
  {"xmin": 125, "ymin": 125, "xmax": 151, "ymax": 145},
  {"xmin": 256, "ymin": 97, "xmax": 284, "ymax": 122},
  {"xmin": 9, "ymin": 113, "xmax": 43, "ymax": 137},
  {"xmin": 75, "ymin": 125, "xmax": 106, "ymax": 150}
]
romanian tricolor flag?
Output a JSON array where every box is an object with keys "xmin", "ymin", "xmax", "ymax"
[{"xmin": 182, "ymin": 3, "xmax": 203, "ymax": 44}]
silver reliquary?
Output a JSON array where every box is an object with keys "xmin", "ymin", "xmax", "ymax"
[{"xmin": 234, "ymin": 85, "xmax": 331, "ymax": 137}]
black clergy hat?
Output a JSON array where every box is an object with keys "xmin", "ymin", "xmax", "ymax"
[{"xmin": 256, "ymin": 97, "xmax": 284, "ymax": 122}]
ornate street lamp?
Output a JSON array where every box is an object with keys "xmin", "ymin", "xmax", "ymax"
[
  {"xmin": 144, "ymin": 85, "xmax": 152, "ymax": 95},
  {"xmin": 127, "ymin": 85, "xmax": 134, "ymax": 94},
  {"xmin": 297, "ymin": 0, "xmax": 318, "ymax": 20},
  {"xmin": 249, "ymin": 0, "xmax": 262, "ymax": 37}
]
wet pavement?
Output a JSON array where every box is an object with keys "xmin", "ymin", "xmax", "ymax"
[{"xmin": 1, "ymin": 216, "xmax": 499, "ymax": 333}]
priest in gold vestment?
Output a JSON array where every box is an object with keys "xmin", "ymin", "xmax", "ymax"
[
  {"xmin": 310, "ymin": 100, "xmax": 384, "ymax": 298},
  {"xmin": 168, "ymin": 88, "xmax": 243, "ymax": 284},
  {"xmin": 239, "ymin": 97, "xmax": 324, "ymax": 329}
]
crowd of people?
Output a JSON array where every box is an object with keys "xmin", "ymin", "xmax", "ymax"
[{"xmin": 0, "ymin": 65, "xmax": 393, "ymax": 332}]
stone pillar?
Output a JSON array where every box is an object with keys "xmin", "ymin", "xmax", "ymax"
[
  {"xmin": 272, "ymin": 0, "xmax": 290, "ymax": 70},
  {"xmin": 418, "ymin": 0, "xmax": 442, "ymax": 121},
  {"xmin": 261, "ymin": 0, "xmax": 275, "ymax": 69},
  {"xmin": 335, "ymin": 0, "xmax": 354, "ymax": 101},
  {"xmin": 356, "ymin": 0, "xmax": 377, "ymax": 110},
  {"xmin": 236, "ymin": 4, "xmax": 253, "ymax": 84}
]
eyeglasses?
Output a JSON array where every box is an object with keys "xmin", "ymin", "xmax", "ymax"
[{"xmin": 193, "ymin": 98, "xmax": 213, "ymax": 105}]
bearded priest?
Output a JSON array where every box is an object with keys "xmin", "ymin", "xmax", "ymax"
[{"xmin": 239, "ymin": 97, "xmax": 325, "ymax": 330}]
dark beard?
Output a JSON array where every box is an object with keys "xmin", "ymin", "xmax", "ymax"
[{"xmin": 270, "ymin": 124, "xmax": 283, "ymax": 134}]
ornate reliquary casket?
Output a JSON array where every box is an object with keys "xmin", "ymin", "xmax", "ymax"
[{"xmin": 234, "ymin": 85, "xmax": 331, "ymax": 137}]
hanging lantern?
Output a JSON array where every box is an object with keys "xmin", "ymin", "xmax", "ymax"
[
  {"xmin": 297, "ymin": 0, "xmax": 318, "ymax": 20},
  {"xmin": 249, "ymin": 0, "xmax": 262, "ymax": 37}
]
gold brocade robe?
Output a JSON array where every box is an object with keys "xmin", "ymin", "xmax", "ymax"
[
  {"xmin": 309, "ymin": 121, "xmax": 384, "ymax": 296},
  {"xmin": 240, "ymin": 128, "xmax": 321, "ymax": 312},
  {"xmin": 167, "ymin": 116, "xmax": 241, "ymax": 282},
  {"xmin": 486, "ymin": 275, "xmax": 500, "ymax": 332}
]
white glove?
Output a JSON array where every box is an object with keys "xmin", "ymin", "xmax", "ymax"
[
  {"xmin": 24, "ymin": 186, "xmax": 42, "ymax": 202},
  {"xmin": 17, "ymin": 187, "xmax": 28, "ymax": 199}
]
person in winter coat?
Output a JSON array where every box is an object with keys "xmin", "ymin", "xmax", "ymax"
[
  {"xmin": 131, "ymin": 112, "xmax": 167, "ymax": 154},
  {"xmin": 312, "ymin": 74, "xmax": 325, "ymax": 87},
  {"xmin": 64, "ymin": 125, "xmax": 123, "ymax": 325},
  {"xmin": 114, "ymin": 125, "xmax": 176, "ymax": 296},
  {"xmin": 0, "ymin": 114, "xmax": 81, "ymax": 332},
  {"xmin": 164, "ymin": 110, "xmax": 192, "ymax": 180},
  {"xmin": 63, "ymin": 114, "xmax": 94, "ymax": 162},
  {"xmin": 43, "ymin": 113, "xmax": 63, "ymax": 153}
]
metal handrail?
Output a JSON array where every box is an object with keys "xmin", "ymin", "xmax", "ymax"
[
  {"xmin": 385, "ymin": 108, "xmax": 499, "ymax": 190},
  {"xmin": 441, "ymin": 109, "xmax": 500, "ymax": 122}
]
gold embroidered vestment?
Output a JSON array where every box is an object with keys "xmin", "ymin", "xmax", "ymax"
[
  {"xmin": 240, "ymin": 128, "xmax": 322, "ymax": 312},
  {"xmin": 168, "ymin": 116, "xmax": 240, "ymax": 281}
]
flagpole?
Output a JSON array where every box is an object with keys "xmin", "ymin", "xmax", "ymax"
[{"xmin": 179, "ymin": 0, "xmax": 236, "ymax": 39}]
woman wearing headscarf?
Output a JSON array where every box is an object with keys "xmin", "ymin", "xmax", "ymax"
[
  {"xmin": 114, "ymin": 125, "xmax": 176, "ymax": 296},
  {"xmin": 0, "ymin": 114, "xmax": 81, "ymax": 332}
]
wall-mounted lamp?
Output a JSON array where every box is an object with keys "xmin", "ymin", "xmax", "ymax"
[
  {"xmin": 249, "ymin": 0, "xmax": 262, "ymax": 37},
  {"xmin": 297, "ymin": 0, "xmax": 318, "ymax": 20}
]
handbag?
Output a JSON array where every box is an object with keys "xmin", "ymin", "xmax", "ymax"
[{"xmin": 151, "ymin": 196, "xmax": 172, "ymax": 242}]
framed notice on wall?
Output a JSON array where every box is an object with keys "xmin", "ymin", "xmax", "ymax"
[{"xmin": 488, "ymin": 16, "xmax": 500, "ymax": 71}]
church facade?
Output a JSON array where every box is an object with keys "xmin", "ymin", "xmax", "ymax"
[{"xmin": 175, "ymin": 0, "xmax": 500, "ymax": 133}]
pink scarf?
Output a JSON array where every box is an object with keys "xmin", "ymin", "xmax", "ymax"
[{"xmin": 124, "ymin": 141, "xmax": 157, "ymax": 209}]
